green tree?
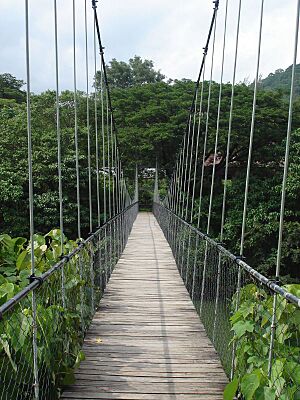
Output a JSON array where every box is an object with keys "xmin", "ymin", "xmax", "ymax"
[
  {"xmin": 96, "ymin": 56, "xmax": 165, "ymax": 89},
  {"xmin": 0, "ymin": 73, "xmax": 26, "ymax": 106}
]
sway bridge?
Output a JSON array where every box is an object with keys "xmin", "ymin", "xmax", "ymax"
[{"xmin": 0, "ymin": 1, "xmax": 300, "ymax": 399}]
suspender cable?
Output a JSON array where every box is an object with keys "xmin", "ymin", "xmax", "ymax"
[
  {"xmin": 200, "ymin": 0, "xmax": 228, "ymax": 316},
  {"xmin": 206, "ymin": 0, "xmax": 228, "ymax": 238},
  {"xmin": 100, "ymin": 67, "xmax": 107, "ymax": 222},
  {"xmin": 54, "ymin": 0, "xmax": 66, "ymax": 310},
  {"xmin": 169, "ymin": 169, "xmax": 177, "ymax": 212},
  {"xmin": 175, "ymin": 143, "xmax": 185, "ymax": 216},
  {"xmin": 171, "ymin": 0, "xmax": 219, "ymax": 220},
  {"xmin": 173, "ymin": 152, "xmax": 183, "ymax": 214},
  {"xmin": 275, "ymin": 0, "xmax": 300, "ymax": 281},
  {"xmin": 25, "ymin": 0, "xmax": 35, "ymax": 279},
  {"xmin": 181, "ymin": 114, "xmax": 193, "ymax": 219},
  {"xmin": 101, "ymin": 61, "xmax": 106, "ymax": 222},
  {"xmin": 180, "ymin": 90, "xmax": 199, "ymax": 273},
  {"xmin": 231, "ymin": 0, "xmax": 265, "ymax": 378},
  {"xmin": 188, "ymin": 0, "xmax": 219, "ymax": 122},
  {"xmin": 54, "ymin": 0, "xmax": 63, "ymax": 255},
  {"xmin": 106, "ymin": 91, "xmax": 112, "ymax": 219},
  {"xmin": 178, "ymin": 118, "xmax": 190, "ymax": 218},
  {"xmin": 220, "ymin": 0, "xmax": 241, "ymax": 244},
  {"xmin": 268, "ymin": 0, "xmax": 300, "ymax": 377},
  {"xmin": 174, "ymin": 143, "xmax": 187, "ymax": 261},
  {"xmin": 190, "ymin": 61, "xmax": 206, "ymax": 223},
  {"xmin": 94, "ymin": 17, "xmax": 101, "ymax": 227},
  {"xmin": 199, "ymin": 3, "xmax": 222, "ymax": 314},
  {"xmin": 184, "ymin": 90, "xmax": 199, "ymax": 221},
  {"xmin": 25, "ymin": 2, "xmax": 39, "ymax": 398},
  {"xmin": 182, "ymin": 72, "xmax": 205, "ymax": 280},
  {"xmin": 197, "ymin": 15, "xmax": 217, "ymax": 229},
  {"xmin": 113, "ymin": 133, "xmax": 119, "ymax": 213},
  {"xmin": 170, "ymin": 166, "xmax": 178, "ymax": 212},
  {"xmin": 173, "ymin": 1, "xmax": 219, "ymax": 266},
  {"xmin": 117, "ymin": 148, "xmax": 121, "ymax": 213},
  {"xmin": 85, "ymin": 0, "xmax": 92, "ymax": 233},
  {"xmin": 191, "ymin": 3, "xmax": 218, "ymax": 299},
  {"xmin": 73, "ymin": 0, "xmax": 81, "ymax": 239},
  {"xmin": 111, "ymin": 114, "xmax": 116, "ymax": 216},
  {"xmin": 92, "ymin": 0, "xmax": 127, "ymax": 220},
  {"xmin": 240, "ymin": 0, "xmax": 264, "ymax": 257},
  {"xmin": 92, "ymin": 0, "xmax": 119, "ymax": 144},
  {"xmin": 212, "ymin": 0, "xmax": 242, "ymax": 345}
]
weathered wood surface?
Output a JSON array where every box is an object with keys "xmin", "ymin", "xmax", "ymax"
[{"xmin": 62, "ymin": 212, "xmax": 227, "ymax": 399}]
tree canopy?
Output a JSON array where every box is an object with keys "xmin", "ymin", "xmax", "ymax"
[
  {"xmin": 95, "ymin": 55, "xmax": 165, "ymax": 89},
  {"xmin": 0, "ymin": 73, "xmax": 26, "ymax": 106}
]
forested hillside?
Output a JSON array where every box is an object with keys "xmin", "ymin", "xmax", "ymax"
[
  {"xmin": 0, "ymin": 57, "xmax": 299, "ymax": 282},
  {"xmin": 261, "ymin": 63, "xmax": 300, "ymax": 96}
]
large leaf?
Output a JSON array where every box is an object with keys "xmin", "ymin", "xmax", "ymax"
[
  {"xmin": 255, "ymin": 387, "xmax": 276, "ymax": 400},
  {"xmin": 232, "ymin": 320, "xmax": 254, "ymax": 338},
  {"xmin": 223, "ymin": 377, "xmax": 239, "ymax": 400},
  {"xmin": 16, "ymin": 250, "xmax": 30, "ymax": 270},
  {"xmin": 0, "ymin": 282, "xmax": 14, "ymax": 298},
  {"xmin": 240, "ymin": 370, "xmax": 261, "ymax": 400}
]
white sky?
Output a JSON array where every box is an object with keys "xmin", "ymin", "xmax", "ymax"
[{"xmin": 0, "ymin": 0, "xmax": 299, "ymax": 93}]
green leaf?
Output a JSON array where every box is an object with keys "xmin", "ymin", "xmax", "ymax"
[
  {"xmin": 232, "ymin": 320, "xmax": 255, "ymax": 338},
  {"xmin": 264, "ymin": 387, "xmax": 276, "ymax": 400},
  {"xmin": 223, "ymin": 377, "xmax": 239, "ymax": 400},
  {"xmin": 255, "ymin": 387, "xmax": 276, "ymax": 400},
  {"xmin": 62, "ymin": 369, "xmax": 76, "ymax": 386},
  {"xmin": 0, "ymin": 282, "xmax": 14, "ymax": 298},
  {"xmin": 240, "ymin": 370, "xmax": 261, "ymax": 400},
  {"xmin": 74, "ymin": 350, "xmax": 85, "ymax": 370},
  {"xmin": 270, "ymin": 359, "xmax": 284, "ymax": 389},
  {"xmin": 16, "ymin": 250, "xmax": 30, "ymax": 270}
]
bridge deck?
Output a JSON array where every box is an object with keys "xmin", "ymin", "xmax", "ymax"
[{"xmin": 62, "ymin": 212, "xmax": 227, "ymax": 399}]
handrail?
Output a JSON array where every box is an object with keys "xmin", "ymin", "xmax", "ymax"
[
  {"xmin": 0, "ymin": 201, "xmax": 139, "ymax": 319},
  {"xmin": 153, "ymin": 202, "xmax": 300, "ymax": 308}
]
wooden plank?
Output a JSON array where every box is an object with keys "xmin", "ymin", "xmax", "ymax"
[{"xmin": 61, "ymin": 212, "xmax": 227, "ymax": 399}]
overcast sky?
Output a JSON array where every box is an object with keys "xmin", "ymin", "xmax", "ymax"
[{"xmin": 0, "ymin": 0, "xmax": 299, "ymax": 93}]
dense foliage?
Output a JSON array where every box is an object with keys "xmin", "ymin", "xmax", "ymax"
[
  {"xmin": 0, "ymin": 231, "xmax": 86, "ymax": 398},
  {"xmin": 224, "ymin": 283, "xmax": 300, "ymax": 400},
  {"xmin": 0, "ymin": 89, "xmax": 110, "ymax": 239}
]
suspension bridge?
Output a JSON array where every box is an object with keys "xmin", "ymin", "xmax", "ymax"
[{"xmin": 0, "ymin": 0, "xmax": 300, "ymax": 399}]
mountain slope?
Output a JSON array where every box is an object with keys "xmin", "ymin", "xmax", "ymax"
[{"xmin": 261, "ymin": 64, "xmax": 300, "ymax": 96}]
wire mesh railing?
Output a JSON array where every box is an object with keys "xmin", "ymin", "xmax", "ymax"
[
  {"xmin": 0, "ymin": 202, "xmax": 138, "ymax": 400},
  {"xmin": 154, "ymin": 202, "xmax": 300, "ymax": 399}
]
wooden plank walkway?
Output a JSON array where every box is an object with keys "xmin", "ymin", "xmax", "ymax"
[{"xmin": 62, "ymin": 212, "xmax": 227, "ymax": 399}]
